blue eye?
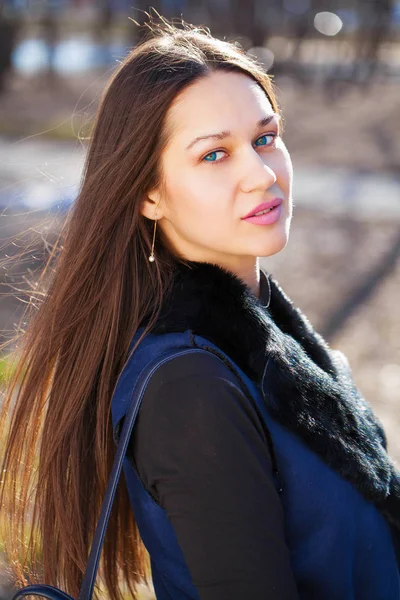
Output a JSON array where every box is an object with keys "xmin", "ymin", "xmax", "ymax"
[
  {"xmin": 255, "ymin": 134, "xmax": 276, "ymax": 146},
  {"xmin": 203, "ymin": 151, "xmax": 225, "ymax": 163}
]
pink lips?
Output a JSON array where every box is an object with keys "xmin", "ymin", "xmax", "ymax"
[
  {"xmin": 242, "ymin": 197, "xmax": 283, "ymax": 225},
  {"xmin": 242, "ymin": 198, "xmax": 283, "ymax": 219}
]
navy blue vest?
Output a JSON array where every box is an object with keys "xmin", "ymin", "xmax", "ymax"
[{"xmin": 111, "ymin": 327, "xmax": 400, "ymax": 599}]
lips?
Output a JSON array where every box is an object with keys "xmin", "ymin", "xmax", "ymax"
[{"xmin": 242, "ymin": 197, "xmax": 283, "ymax": 219}]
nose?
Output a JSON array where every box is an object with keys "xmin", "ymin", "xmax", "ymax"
[{"xmin": 239, "ymin": 148, "xmax": 277, "ymax": 194}]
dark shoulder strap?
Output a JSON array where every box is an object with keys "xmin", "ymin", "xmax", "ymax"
[{"xmin": 78, "ymin": 347, "xmax": 215, "ymax": 600}]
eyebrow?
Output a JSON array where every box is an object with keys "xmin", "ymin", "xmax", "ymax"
[{"xmin": 185, "ymin": 114, "xmax": 281, "ymax": 151}]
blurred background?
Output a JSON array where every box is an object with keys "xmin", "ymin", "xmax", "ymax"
[{"xmin": 0, "ymin": 1, "xmax": 399, "ymax": 597}]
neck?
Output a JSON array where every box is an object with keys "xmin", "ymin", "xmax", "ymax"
[{"xmin": 228, "ymin": 257, "xmax": 261, "ymax": 299}]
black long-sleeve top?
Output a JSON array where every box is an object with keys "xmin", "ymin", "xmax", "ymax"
[{"xmin": 126, "ymin": 349, "xmax": 299, "ymax": 600}]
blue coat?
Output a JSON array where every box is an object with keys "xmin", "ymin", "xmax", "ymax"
[{"xmin": 111, "ymin": 260, "xmax": 400, "ymax": 599}]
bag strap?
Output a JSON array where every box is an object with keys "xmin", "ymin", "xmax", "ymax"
[{"xmin": 78, "ymin": 347, "xmax": 209, "ymax": 600}]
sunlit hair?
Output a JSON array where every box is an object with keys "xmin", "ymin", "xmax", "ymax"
[{"xmin": 0, "ymin": 13, "xmax": 280, "ymax": 600}]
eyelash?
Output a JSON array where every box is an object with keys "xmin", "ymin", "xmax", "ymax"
[{"xmin": 201, "ymin": 132, "xmax": 278, "ymax": 165}]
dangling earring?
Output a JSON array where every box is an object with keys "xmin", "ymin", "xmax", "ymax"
[{"xmin": 148, "ymin": 208, "xmax": 158, "ymax": 263}]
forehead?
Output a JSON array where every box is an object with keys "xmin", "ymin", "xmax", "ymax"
[{"xmin": 164, "ymin": 70, "xmax": 274, "ymax": 146}]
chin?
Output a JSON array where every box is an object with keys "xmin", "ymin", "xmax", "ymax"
[{"xmin": 256, "ymin": 226, "xmax": 290, "ymax": 258}]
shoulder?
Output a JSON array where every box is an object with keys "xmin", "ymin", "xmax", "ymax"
[
  {"xmin": 128, "ymin": 348, "xmax": 273, "ymax": 475},
  {"xmin": 143, "ymin": 348, "xmax": 246, "ymax": 395},
  {"xmin": 128, "ymin": 349, "xmax": 278, "ymax": 509},
  {"xmin": 136, "ymin": 349, "xmax": 265, "ymax": 434}
]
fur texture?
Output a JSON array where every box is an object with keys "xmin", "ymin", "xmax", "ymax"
[{"xmin": 146, "ymin": 259, "xmax": 400, "ymax": 536}]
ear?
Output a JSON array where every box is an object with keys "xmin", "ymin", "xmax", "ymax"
[{"xmin": 140, "ymin": 188, "xmax": 164, "ymax": 220}]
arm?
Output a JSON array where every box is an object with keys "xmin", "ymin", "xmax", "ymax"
[{"xmin": 128, "ymin": 351, "xmax": 299, "ymax": 600}]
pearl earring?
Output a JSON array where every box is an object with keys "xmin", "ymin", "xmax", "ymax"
[{"xmin": 148, "ymin": 208, "xmax": 158, "ymax": 263}]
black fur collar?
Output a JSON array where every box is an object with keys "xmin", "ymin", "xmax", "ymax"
[{"xmin": 149, "ymin": 259, "xmax": 400, "ymax": 537}]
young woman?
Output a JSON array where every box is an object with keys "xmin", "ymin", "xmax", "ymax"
[{"xmin": 1, "ymin": 17, "xmax": 399, "ymax": 600}]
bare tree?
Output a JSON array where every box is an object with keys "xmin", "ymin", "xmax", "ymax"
[
  {"xmin": 352, "ymin": 0, "xmax": 393, "ymax": 84},
  {"xmin": 0, "ymin": 3, "xmax": 20, "ymax": 94}
]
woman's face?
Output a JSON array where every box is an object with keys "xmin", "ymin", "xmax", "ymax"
[{"xmin": 143, "ymin": 70, "xmax": 293, "ymax": 273}]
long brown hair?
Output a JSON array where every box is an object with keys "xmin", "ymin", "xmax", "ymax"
[{"xmin": 0, "ymin": 14, "xmax": 280, "ymax": 600}]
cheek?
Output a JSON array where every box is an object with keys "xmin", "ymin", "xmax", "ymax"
[
  {"xmin": 163, "ymin": 176, "xmax": 207, "ymax": 231},
  {"xmin": 166, "ymin": 168, "xmax": 229, "ymax": 219}
]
